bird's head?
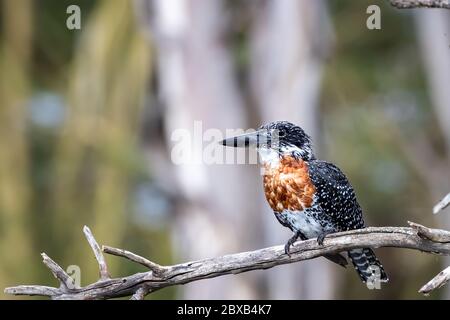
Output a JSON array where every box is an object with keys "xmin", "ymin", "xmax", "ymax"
[{"xmin": 220, "ymin": 121, "xmax": 315, "ymax": 162}]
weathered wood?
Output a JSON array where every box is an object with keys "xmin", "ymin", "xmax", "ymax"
[
  {"xmin": 420, "ymin": 266, "xmax": 450, "ymax": 294},
  {"xmin": 408, "ymin": 221, "xmax": 450, "ymax": 243},
  {"xmin": 390, "ymin": 0, "xmax": 450, "ymax": 8},
  {"xmin": 4, "ymin": 224, "xmax": 450, "ymax": 299},
  {"xmin": 41, "ymin": 253, "xmax": 75, "ymax": 289},
  {"xmin": 433, "ymin": 193, "xmax": 450, "ymax": 214},
  {"xmin": 102, "ymin": 245, "xmax": 166, "ymax": 275},
  {"xmin": 83, "ymin": 226, "xmax": 110, "ymax": 280}
]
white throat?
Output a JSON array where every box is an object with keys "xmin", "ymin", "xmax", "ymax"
[
  {"xmin": 257, "ymin": 148, "xmax": 280, "ymax": 168},
  {"xmin": 257, "ymin": 145, "xmax": 309, "ymax": 168}
]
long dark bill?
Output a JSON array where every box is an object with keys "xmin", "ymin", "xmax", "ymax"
[{"xmin": 220, "ymin": 130, "xmax": 269, "ymax": 148}]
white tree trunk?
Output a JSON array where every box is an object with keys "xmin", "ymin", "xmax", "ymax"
[
  {"xmin": 150, "ymin": 0, "xmax": 262, "ymax": 299},
  {"xmin": 249, "ymin": 0, "xmax": 336, "ymax": 299},
  {"xmin": 414, "ymin": 9, "xmax": 450, "ymax": 298}
]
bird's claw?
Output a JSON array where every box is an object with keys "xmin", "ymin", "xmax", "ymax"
[
  {"xmin": 317, "ymin": 232, "xmax": 329, "ymax": 246},
  {"xmin": 284, "ymin": 243, "xmax": 292, "ymax": 257},
  {"xmin": 284, "ymin": 231, "xmax": 302, "ymax": 257}
]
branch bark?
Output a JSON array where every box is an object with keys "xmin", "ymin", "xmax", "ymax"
[
  {"xmin": 390, "ymin": 0, "xmax": 450, "ymax": 8},
  {"xmin": 4, "ymin": 222, "xmax": 450, "ymax": 299},
  {"xmin": 83, "ymin": 226, "xmax": 110, "ymax": 281},
  {"xmin": 418, "ymin": 194, "xmax": 450, "ymax": 295},
  {"xmin": 434, "ymin": 193, "xmax": 450, "ymax": 214},
  {"xmin": 420, "ymin": 266, "xmax": 450, "ymax": 294}
]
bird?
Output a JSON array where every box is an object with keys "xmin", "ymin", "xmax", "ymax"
[{"xmin": 220, "ymin": 120, "xmax": 388, "ymax": 284}]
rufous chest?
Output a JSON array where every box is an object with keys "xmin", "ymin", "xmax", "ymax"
[{"xmin": 263, "ymin": 156, "xmax": 316, "ymax": 212}]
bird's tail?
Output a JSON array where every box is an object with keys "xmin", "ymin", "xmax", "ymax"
[{"xmin": 348, "ymin": 248, "xmax": 389, "ymax": 284}]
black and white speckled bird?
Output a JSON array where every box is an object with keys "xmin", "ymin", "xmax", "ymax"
[{"xmin": 221, "ymin": 121, "xmax": 388, "ymax": 285}]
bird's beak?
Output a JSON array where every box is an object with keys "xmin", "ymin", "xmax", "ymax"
[{"xmin": 220, "ymin": 130, "xmax": 269, "ymax": 148}]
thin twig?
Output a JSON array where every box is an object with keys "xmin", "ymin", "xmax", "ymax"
[
  {"xmin": 419, "ymin": 266, "xmax": 450, "ymax": 295},
  {"xmin": 416, "ymin": 193, "xmax": 450, "ymax": 295},
  {"xmin": 102, "ymin": 245, "xmax": 166, "ymax": 275},
  {"xmin": 130, "ymin": 287, "xmax": 148, "ymax": 300},
  {"xmin": 389, "ymin": 0, "xmax": 450, "ymax": 9},
  {"xmin": 41, "ymin": 253, "xmax": 76, "ymax": 289},
  {"xmin": 433, "ymin": 193, "xmax": 450, "ymax": 214},
  {"xmin": 4, "ymin": 285, "xmax": 60, "ymax": 297},
  {"xmin": 83, "ymin": 226, "xmax": 110, "ymax": 280}
]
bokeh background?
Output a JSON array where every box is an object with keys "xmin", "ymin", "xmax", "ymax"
[{"xmin": 0, "ymin": 0, "xmax": 449, "ymax": 299}]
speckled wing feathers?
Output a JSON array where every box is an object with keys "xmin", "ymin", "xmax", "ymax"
[{"xmin": 307, "ymin": 160, "xmax": 365, "ymax": 231}]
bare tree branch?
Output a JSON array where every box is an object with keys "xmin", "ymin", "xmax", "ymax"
[
  {"xmin": 408, "ymin": 221, "xmax": 450, "ymax": 242},
  {"xmin": 420, "ymin": 266, "xmax": 450, "ymax": 294},
  {"xmin": 5, "ymin": 285, "xmax": 59, "ymax": 297},
  {"xmin": 390, "ymin": 0, "xmax": 450, "ymax": 8},
  {"xmin": 4, "ymin": 223, "xmax": 450, "ymax": 299},
  {"xmin": 130, "ymin": 287, "xmax": 148, "ymax": 300},
  {"xmin": 434, "ymin": 193, "xmax": 450, "ymax": 214},
  {"xmin": 418, "ymin": 196, "xmax": 450, "ymax": 295},
  {"xmin": 83, "ymin": 226, "xmax": 110, "ymax": 281},
  {"xmin": 102, "ymin": 245, "xmax": 166, "ymax": 276},
  {"xmin": 41, "ymin": 253, "xmax": 76, "ymax": 289}
]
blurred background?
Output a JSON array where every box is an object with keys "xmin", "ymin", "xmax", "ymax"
[{"xmin": 0, "ymin": 0, "xmax": 449, "ymax": 299}]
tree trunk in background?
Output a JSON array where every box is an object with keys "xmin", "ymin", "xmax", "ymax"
[
  {"xmin": 414, "ymin": 9, "xmax": 450, "ymax": 299},
  {"xmin": 0, "ymin": 0, "xmax": 34, "ymax": 291},
  {"xmin": 249, "ymin": 0, "xmax": 336, "ymax": 299},
  {"xmin": 149, "ymin": 0, "xmax": 263, "ymax": 299},
  {"xmin": 53, "ymin": 0, "xmax": 151, "ymax": 282}
]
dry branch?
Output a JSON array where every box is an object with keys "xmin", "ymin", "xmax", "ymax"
[
  {"xmin": 83, "ymin": 226, "xmax": 110, "ymax": 280},
  {"xmin": 102, "ymin": 245, "xmax": 165, "ymax": 275},
  {"xmin": 420, "ymin": 266, "xmax": 450, "ymax": 294},
  {"xmin": 4, "ymin": 222, "xmax": 450, "ymax": 299},
  {"xmin": 130, "ymin": 287, "xmax": 148, "ymax": 300},
  {"xmin": 433, "ymin": 193, "xmax": 450, "ymax": 214},
  {"xmin": 408, "ymin": 221, "xmax": 450, "ymax": 242},
  {"xmin": 41, "ymin": 253, "xmax": 76, "ymax": 289},
  {"xmin": 418, "ymin": 194, "xmax": 450, "ymax": 295},
  {"xmin": 389, "ymin": 0, "xmax": 450, "ymax": 8}
]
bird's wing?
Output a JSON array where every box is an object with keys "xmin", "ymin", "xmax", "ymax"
[{"xmin": 307, "ymin": 160, "xmax": 365, "ymax": 231}]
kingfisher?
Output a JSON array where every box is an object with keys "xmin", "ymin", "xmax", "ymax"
[{"xmin": 220, "ymin": 121, "xmax": 388, "ymax": 284}]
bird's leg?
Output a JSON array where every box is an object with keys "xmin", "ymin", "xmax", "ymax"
[
  {"xmin": 284, "ymin": 231, "xmax": 302, "ymax": 257},
  {"xmin": 317, "ymin": 230, "xmax": 332, "ymax": 246}
]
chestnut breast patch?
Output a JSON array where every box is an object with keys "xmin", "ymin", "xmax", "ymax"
[{"xmin": 263, "ymin": 156, "xmax": 316, "ymax": 212}]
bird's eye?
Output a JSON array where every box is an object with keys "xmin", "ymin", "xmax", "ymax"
[{"xmin": 277, "ymin": 129, "xmax": 286, "ymax": 138}]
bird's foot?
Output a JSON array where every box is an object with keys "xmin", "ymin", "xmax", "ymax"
[
  {"xmin": 284, "ymin": 232, "xmax": 302, "ymax": 257},
  {"xmin": 317, "ymin": 231, "xmax": 331, "ymax": 246},
  {"xmin": 284, "ymin": 242, "xmax": 292, "ymax": 257}
]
